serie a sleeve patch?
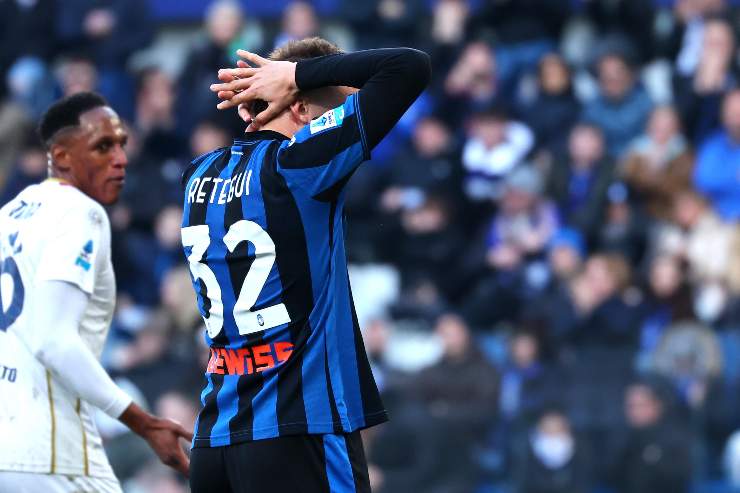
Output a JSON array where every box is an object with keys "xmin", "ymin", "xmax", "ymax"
[{"xmin": 309, "ymin": 106, "xmax": 345, "ymax": 134}]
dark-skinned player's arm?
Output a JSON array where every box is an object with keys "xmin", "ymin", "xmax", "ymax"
[
  {"xmin": 211, "ymin": 48, "xmax": 431, "ymax": 143},
  {"xmin": 28, "ymin": 280, "xmax": 193, "ymax": 477}
]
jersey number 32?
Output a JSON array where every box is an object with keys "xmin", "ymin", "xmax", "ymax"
[{"xmin": 182, "ymin": 220, "xmax": 291, "ymax": 339}]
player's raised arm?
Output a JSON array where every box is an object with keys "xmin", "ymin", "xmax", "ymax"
[
  {"xmin": 213, "ymin": 46, "xmax": 432, "ymax": 146},
  {"xmin": 293, "ymin": 47, "xmax": 431, "ymax": 148}
]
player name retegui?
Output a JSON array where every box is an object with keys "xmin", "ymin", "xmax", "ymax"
[{"xmin": 187, "ymin": 169, "xmax": 252, "ymax": 205}]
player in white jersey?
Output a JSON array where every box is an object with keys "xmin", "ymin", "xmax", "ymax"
[{"xmin": 0, "ymin": 92, "xmax": 191, "ymax": 492}]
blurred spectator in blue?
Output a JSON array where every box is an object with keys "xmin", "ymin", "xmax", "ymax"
[
  {"xmin": 485, "ymin": 166, "xmax": 558, "ymax": 273},
  {"xmin": 122, "ymin": 118, "xmax": 229, "ymax": 234},
  {"xmin": 462, "ymin": 167, "xmax": 558, "ymax": 326},
  {"xmin": 649, "ymin": 319, "xmax": 737, "ymax": 473},
  {"xmin": 340, "ymin": 0, "xmax": 422, "ymax": 51},
  {"xmin": 115, "ymin": 206, "xmax": 186, "ymax": 306},
  {"xmin": 0, "ymin": 133, "xmax": 46, "ymax": 206},
  {"xmin": 0, "ymin": 83, "xmax": 32, "ymax": 185},
  {"xmin": 462, "ymin": 108, "xmax": 534, "ymax": 201},
  {"xmin": 674, "ymin": 16, "xmax": 737, "ymax": 143},
  {"xmin": 650, "ymin": 320, "xmax": 723, "ymax": 411},
  {"xmin": 609, "ymin": 380, "xmax": 692, "ymax": 493},
  {"xmin": 421, "ymin": 0, "xmax": 470, "ymax": 86},
  {"xmin": 511, "ymin": 408, "xmax": 592, "ymax": 493},
  {"xmin": 635, "ymin": 255, "xmax": 695, "ymax": 370},
  {"xmin": 467, "ymin": 0, "xmax": 566, "ymax": 89},
  {"xmin": 547, "ymin": 123, "xmax": 614, "ymax": 244},
  {"xmin": 274, "ymin": 1, "xmax": 321, "ymax": 48},
  {"xmin": 582, "ymin": 51, "xmax": 653, "ymax": 158},
  {"xmin": 55, "ymin": 0, "xmax": 154, "ymax": 120},
  {"xmin": 693, "ymin": 89, "xmax": 740, "ymax": 221},
  {"xmin": 134, "ymin": 68, "xmax": 186, "ymax": 161},
  {"xmin": 580, "ymin": 0, "xmax": 657, "ymax": 63},
  {"xmin": 622, "ymin": 106, "xmax": 693, "ymax": 220},
  {"xmin": 381, "ymin": 116, "xmax": 462, "ymax": 206},
  {"xmin": 178, "ymin": 0, "xmax": 264, "ymax": 136},
  {"xmin": 411, "ymin": 313, "xmax": 500, "ymax": 493},
  {"xmin": 568, "ymin": 253, "xmax": 641, "ymax": 349},
  {"xmin": 519, "ymin": 53, "xmax": 581, "ymax": 158},
  {"xmin": 595, "ymin": 182, "xmax": 649, "ymax": 264},
  {"xmin": 0, "ymin": 0, "xmax": 56, "ymax": 76},
  {"xmin": 442, "ymin": 42, "xmax": 502, "ymax": 128},
  {"xmin": 55, "ymin": 55, "xmax": 99, "ymax": 97},
  {"xmin": 671, "ymin": 0, "xmax": 729, "ymax": 79},
  {"xmin": 387, "ymin": 194, "xmax": 468, "ymax": 302},
  {"xmin": 0, "ymin": 0, "xmax": 57, "ymax": 119},
  {"xmin": 499, "ymin": 330, "xmax": 554, "ymax": 424}
]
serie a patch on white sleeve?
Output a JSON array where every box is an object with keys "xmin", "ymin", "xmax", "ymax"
[{"xmin": 309, "ymin": 106, "xmax": 345, "ymax": 134}]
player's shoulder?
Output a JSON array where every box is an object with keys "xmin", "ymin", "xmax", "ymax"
[{"xmin": 43, "ymin": 181, "xmax": 108, "ymax": 231}]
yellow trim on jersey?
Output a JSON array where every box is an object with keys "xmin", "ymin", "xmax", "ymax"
[
  {"xmin": 75, "ymin": 399, "xmax": 90, "ymax": 476},
  {"xmin": 45, "ymin": 371, "xmax": 56, "ymax": 474},
  {"xmin": 44, "ymin": 177, "xmax": 71, "ymax": 186}
]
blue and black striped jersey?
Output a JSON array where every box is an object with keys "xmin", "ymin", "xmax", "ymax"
[{"xmin": 181, "ymin": 93, "xmax": 387, "ymax": 447}]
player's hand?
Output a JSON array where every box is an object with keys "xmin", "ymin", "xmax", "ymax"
[
  {"xmin": 120, "ymin": 404, "xmax": 193, "ymax": 477},
  {"xmin": 140, "ymin": 416, "xmax": 194, "ymax": 477},
  {"xmin": 209, "ymin": 50, "xmax": 299, "ymax": 130}
]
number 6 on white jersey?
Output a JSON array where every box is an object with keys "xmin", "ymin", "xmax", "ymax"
[{"xmin": 182, "ymin": 220, "xmax": 291, "ymax": 339}]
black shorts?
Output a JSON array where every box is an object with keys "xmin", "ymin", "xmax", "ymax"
[{"xmin": 189, "ymin": 431, "xmax": 370, "ymax": 493}]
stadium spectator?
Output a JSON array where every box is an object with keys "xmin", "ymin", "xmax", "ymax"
[
  {"xmin": 340, "ymin": 0, "xmax": 422, "ymax": 51},
  {"xmin": 54, "ymin": 0, "xmax": 154, "ymax": 119},
  {"xmin": 178, "ymin": 0, "xmax": 263, "ymax": 135},
  {"xmin": 412, "ymin": 313, "xmax": 500, "ymax": 493},
  {"xmin": 595, "ymin": 182, "xmax": 650, "ymax": 263},
  {"xmin": 462, "ymin": 108, "xmax": 534, "ymax": 201},
  {"xmin": 512, "ymin": 408, "xmax": 592, "ymax": 493},
  {"xmin": 610, "ymin": 381, "xmax": 693, "ymax": 493},
  {"xmin": 443, "ymin": 42, "xmax": 501, "ymax": 127},
  {"xmin": 582, "ymin": 51, "xmax": 653, "ymax": 158},
  {"xmin": 274, "ymin": 1, "xmax": 321, "ymax": 48},
  {"xmin": 56, "ymin": 56, "xmax": 99, "ymax": 97},
  {"xmin": 653, "ymin": 190, "xmax": 738, "ymax": 291},
  {"xmin": 467, "ymin": 0, "xmax": 566, "ymax": 88},
  {"xmin": 423, "ymin": 0, "xmax": 470, "ymax": 79},
  {"xmin": 0, "ymin": 133, "xmax": 46, "ymax": 206},
  {"xmin": 547, "ymin": 123, "xmax": 614, "ymax": 243},
  {"xmin": 674, "ymin": 16, "xmax": 737, "ymax": 143},
  {"xmin": 519, "ymin": 53, "xmax": 581, "ymax": 157},
  {"xmin": 485, "ymin": 166, "xmax": 558, "ymax": 272},
  {"xmin": 635, "ymin": 255, "xmax": 695, "ymax": 370},
  {"xmin": 622, "ymin": 106, "xmax": 694, "ymax": 219},
  {"xmin": 693, "ymin": 88, "xmax": 740, "ymax": 221}
]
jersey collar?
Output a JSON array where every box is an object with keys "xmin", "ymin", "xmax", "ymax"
[{"xmin": 234, "ymin": 130, "xmax": 290, "ymax": 143}]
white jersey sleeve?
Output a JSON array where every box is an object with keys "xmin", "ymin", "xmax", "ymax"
[{"xmin": 35, "ymin": 205, "xmax": 104, "ymax": 295}]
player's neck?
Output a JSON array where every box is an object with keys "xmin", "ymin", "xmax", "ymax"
[{"xmin": 257, "ymin": 114, "xmax": 303, "ymax": 139}]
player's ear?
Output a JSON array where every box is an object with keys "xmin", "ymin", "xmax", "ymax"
[
  {"xmin": 50, "ymin": 143, "xmax": 72, "ymax": 172},
  {"xmin": 289, "ymin": 99, "xmax": 312, "ymax": 125}
]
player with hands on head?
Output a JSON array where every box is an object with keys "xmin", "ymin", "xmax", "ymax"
[
  {"xmin": 0, "ymin": 92, "xmax": 192, "ymax": 493},
  {"xmin": 183, "ymin": 38, "xmax": 430, "ymax": 493}
]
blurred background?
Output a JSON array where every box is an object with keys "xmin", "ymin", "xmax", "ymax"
[{"xmin": 2, "ymin": 0, "xmax": 740, "ymax": 492}]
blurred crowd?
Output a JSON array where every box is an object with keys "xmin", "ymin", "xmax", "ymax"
[{"xmin": 1, "ymin": 0, "xmax": 740, "ymax": 492}]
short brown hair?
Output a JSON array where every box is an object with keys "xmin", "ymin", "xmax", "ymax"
[
  {"xmin": 269, "ymin": 36, "xmax": 341, "ymax": 62},
  {"xmin": 248, "ymin": 37, "xmax": 342, "ymax": 117}
]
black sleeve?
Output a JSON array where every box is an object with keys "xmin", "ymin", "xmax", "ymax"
[{"xmin": 295, "ymin": 48, "xmax": 431, "ymax": 149}]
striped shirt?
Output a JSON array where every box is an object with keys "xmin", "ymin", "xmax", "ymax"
[{"xmin": 181, "ymin": 93, "xmax": 386, "ymax": 447}]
